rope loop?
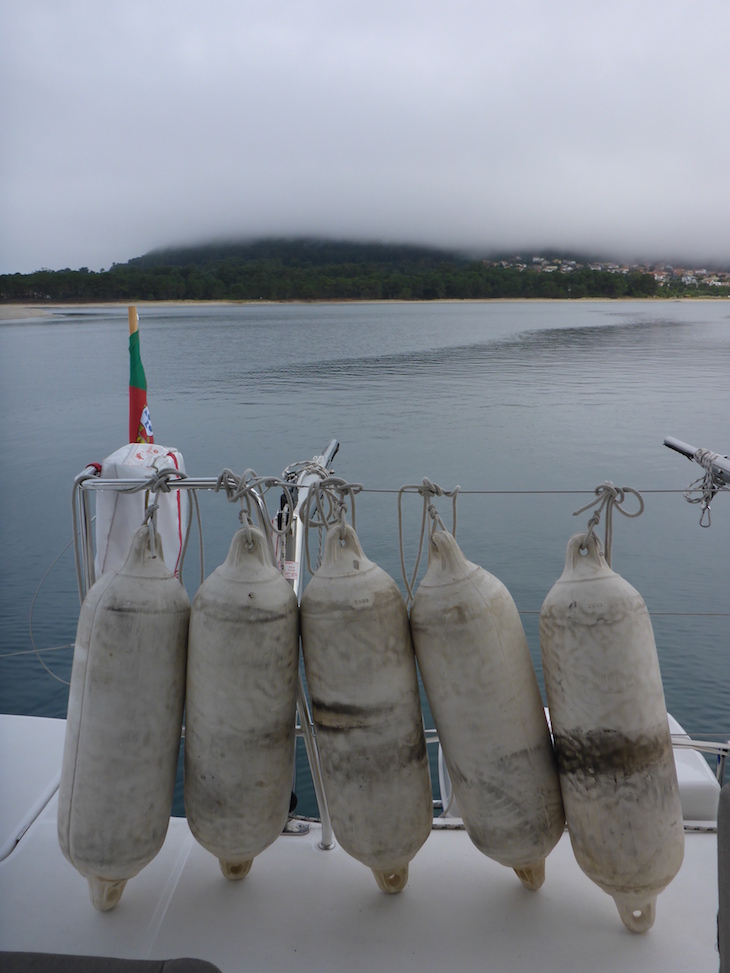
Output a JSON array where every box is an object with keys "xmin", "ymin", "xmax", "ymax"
[
  {"xmin": 281, "ymin": 458, "xmax": 331, "ymax": 484},
  {"xmin": 397, "ymin": 478, "xmax": 460, "ymax": 607},
  {"xmin": 683, "ymin": 448, "xmax": 728, "ymax": 528},
  {"xmin": 142, "ymin": 501, "xmax": 159, "ymax": 557},
  {"xmin": 148, "ymin": 467, "xmax": 183, "ymax": 494},
  {"xmin": 572, "ymin": 481, "xmax": 644, "ymax": 566},
  {"xmin": 142, "ymin": 467, "xmax": 189, "ymax": 560},
  {"xmin": 213, "ymin": 468, "xmax": 298, "ymax": 566},
  {"xmin": 299, "ymin": 477, "xmax": 363, "ymax": 575}
]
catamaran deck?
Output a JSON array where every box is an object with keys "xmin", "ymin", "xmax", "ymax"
[{"xmin": 0, "ymin": 714, "xmax": 721, "ymax": 973}]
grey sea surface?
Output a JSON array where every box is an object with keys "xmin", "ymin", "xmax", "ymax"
[{"xmin": 1, "ymin": 299, "xmax": 728, "ymax": 815}]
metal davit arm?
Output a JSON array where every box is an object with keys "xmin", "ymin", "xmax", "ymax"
[{"xmin": 664, "ymin": 436, "xmax": 730, "ymax": 486}]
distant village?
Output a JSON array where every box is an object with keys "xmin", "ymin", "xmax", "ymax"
[{"xmin": 484, "ymin": 255, "xmax": 730, "ymax": 289}]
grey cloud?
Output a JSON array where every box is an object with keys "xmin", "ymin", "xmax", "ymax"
[{"xmin": 1, "ymin": 0, "xmax": 729, "ymax": 273}]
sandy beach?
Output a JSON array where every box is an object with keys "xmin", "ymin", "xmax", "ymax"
[
  {"xmin": 0, "ymin": 305, "xmax": 52, "ymax": 321},
  {"xmin": 0, "ymin": 296, "xmax": 723, "ymax": 325}
]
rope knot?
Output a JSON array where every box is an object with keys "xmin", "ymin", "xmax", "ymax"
[
  {"xmin": 300, "ymin": 477, "xmax": 362, "ymax": 572},
  {"xmin": 684, "ymin": 448, "xmax": 728, "ymax": 527},
  {"xmin": 213, "ymin": 468, "xmax": 297, "ymax": 568},
  {"xmin": 419, "ymin": 477, "xmax": 442, "ymax": 499},
  {"xmin": 397, "ymin": 478, "xmax": 461, "ymax": 608},
  {"xmin": 573, "ymin": 481, "xmax": 644, "ymax": 566}
]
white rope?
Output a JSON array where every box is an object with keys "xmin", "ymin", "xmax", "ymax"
[
  {"xmin": 572, "ymin": 482, "xmax": 644, "ymax": 566},
  {"xmin": 397, "ymin": 478, "xmax": 460, "ymax": 608},
  {"xmin": 142, "ymin": 501, "xmax": 159, "ymax": 556},
  {"xmin": 684, "ymin": 448, "xmax": 728, "ymax": 527},
  {"xmin": 214, "ymin": 469, "xmax": 297, "ymax": 566},
  {"xmin": 281, "ymin": 458, "xmax": 331, "ymax": 484},
  {"xmin": 144, "ymin": 467, "xmax": 203, "ymax": 585},
  {"xmin": 299, "ymin": 477, "xmax": 363, "ymax": 577}
]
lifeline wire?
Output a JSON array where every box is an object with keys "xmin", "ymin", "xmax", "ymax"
[
  {"xmin": 29, "ymin": 535, "xmax": 77, "ymax": 686},
  {"xmin": 572, "ymin": 482, "xmax": 645, "ymax": 567},
  {"xmin": 397, "ymin": 478, "xmax": 460, "ymax": 608}
]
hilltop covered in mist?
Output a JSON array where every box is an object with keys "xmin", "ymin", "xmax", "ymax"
[{"xmin": 2, "ymin": 238, "xmax": 728, "ymax": 303}]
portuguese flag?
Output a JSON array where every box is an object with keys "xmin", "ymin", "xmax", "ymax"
[{"xmin": 128, "ymin": 306, "xmax": 154, "ymax": 444}]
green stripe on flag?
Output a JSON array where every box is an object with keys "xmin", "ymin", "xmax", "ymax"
[{"xmin": 129, "ymin": 329, "xmax": 147, "ymax": 391}]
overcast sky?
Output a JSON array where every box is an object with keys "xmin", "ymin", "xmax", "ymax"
[{"xmin": 1, "ymin": 0, "xmax": 729, "ymax": 274}]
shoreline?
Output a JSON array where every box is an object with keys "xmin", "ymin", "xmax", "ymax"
[{"xmin": 1, "ymin": 294, "xmax": 727, "ymax": 322}]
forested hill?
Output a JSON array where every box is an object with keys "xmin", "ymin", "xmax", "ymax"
[
  {"xmin": 127, "ymin": 238, "xmax": 462, "ymax": 272},
  {"xmin": 1, "ymin": 237, "xmax": 723, "ymax": 302}
]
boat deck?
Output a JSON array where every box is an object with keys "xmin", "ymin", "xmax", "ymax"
[{"xmin": 0, "ymin": 715, "xmax": 722, "ymax": 973}]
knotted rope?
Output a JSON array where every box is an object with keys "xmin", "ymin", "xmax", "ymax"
[
  {"xmin": 215, "ymin": 468, "xmax": 297, "ymax": 565},
  {"xmin": 281, "ymin": 457, "xmax": 332, "ymax": 485},
  {"xmin": 299, "ymin": 477, "xmax": 363, "ymax": 576},
  {"xmin": 71, "ymin": 462, "xmax": 202, "ymax": 593},
  {"xmin": 397, "ymin": 478, "xmax": 460, "ymax": 607},
  {"xmin": 572, "ymin": 482, "xmax": 644, "ymax": 566},
  {"xmin": 142, "ymin": 467, "xmax": 190, "ymax": 560},
  {"xmin": 683, "ymin": 448, "xmax": 728, "ymax": 527}
]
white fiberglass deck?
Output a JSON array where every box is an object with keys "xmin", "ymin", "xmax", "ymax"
[{"xmin": 0, "ymin": 714, "xmax": 721, "ymax": 973}]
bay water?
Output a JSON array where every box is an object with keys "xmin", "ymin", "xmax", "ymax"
[{"xmin": 1, "ymin": 299, "xmax": 728, "ymax": 815}]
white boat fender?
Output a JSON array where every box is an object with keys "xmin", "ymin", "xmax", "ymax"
[
  {"xmin": 184, "ymin": 524, "xmax": 299, "ymax": 879},
  {"xmin": 539, "ymin": 532, "xmax": 684, "ymax": 932},
  {"xmin": 300, "ymin": 524, "xmax": 432, "ymax": 893},
  {"xmin": 410, "ymin": 529, "xmax": 565, "ymax": 890},
  {"xmin": 58, "ymin": 525, "xmax": 190, "ymax": 910}
]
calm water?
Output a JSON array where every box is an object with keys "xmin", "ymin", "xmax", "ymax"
[{"xmin": 1, "ymin": 299, "xmax": 728, "ymax": 814}]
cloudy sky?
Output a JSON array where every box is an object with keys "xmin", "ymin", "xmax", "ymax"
[{"xmin": 1, "ymin": 0, "xmax": 729, "ymax": 274}]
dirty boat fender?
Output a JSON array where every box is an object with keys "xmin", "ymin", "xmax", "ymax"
[
  {"xmin": 410, "ymin": 530, "xmax": 565, "ymax": 890},
  {"xmin": 184, "ymin": 525, "xmax": 299, "ymax": 879},
  {"xmin": 57, "ymin": 526, "xmax": 190, "ymax": 911},
  {"xmin": 539, "ymin": 532, "xmax": 684, "ymax": 932},
  {"xmin": 300, "ymin": 524, "xmax": 432, "ymax": 893}
]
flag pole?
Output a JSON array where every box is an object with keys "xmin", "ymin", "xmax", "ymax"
[{"xmin": 128, "ymin": 305, "xmax": 153, "ymax": 444}]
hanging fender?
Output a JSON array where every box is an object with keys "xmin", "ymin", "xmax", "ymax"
[
  {"xmin": 540, "ymin": 532, "xmax": 684, "ymax": 932},
  {"xmin": 410, "ymin": 530, "xmax": 565, "ymax": 890},
  {"xmin": 58, "ymin": 526, "xmax": 189, "ymax": 910},
  {"xmin": 300, "ymin": 524, "xmax": 432, "ymax": 893},
  {"xmin": 184, "ymin": 525, "xmax": 300, "ymax": 879}
]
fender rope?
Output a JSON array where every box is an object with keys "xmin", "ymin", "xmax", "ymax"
[
  {"xmin": 299, "ymin": 477, "xmax": 363, "ymax": 577},
  {"xmin": 397, "ymin": 478, "xmax": 460, "ymax": 608},
  {"xmin": 215, "ymin": 468, "xmax": 297, "ymax": 568},
  {"xmin": 573, "ymin": 482, "xmax": 644, "ymax": 567},
  {"xmin": 684, "ymin": 448, "xmax": 728, "ymax": 527}
]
